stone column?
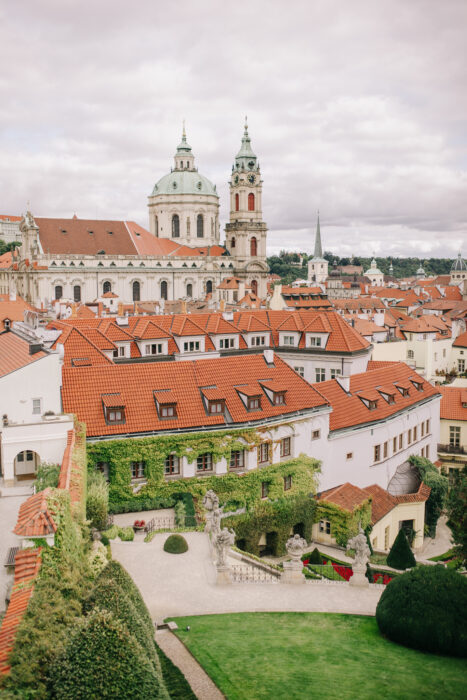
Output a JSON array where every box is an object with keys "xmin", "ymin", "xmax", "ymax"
[{"xmin": 281, "ymin": 534, "xmax": 307, "ymax": 584}]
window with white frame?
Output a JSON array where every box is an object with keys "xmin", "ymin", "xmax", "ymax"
[
  {"xmin": 251, "ymin": 336, "xmax": 266, "ymax": 346},
  {"xmin": 145, "ymin": 343, "xmax": 163, "ymax": 355},
  {"xmin": 183, "ymin": 341, "xmax": 200, "ymax": 352},
  {"xmin": 294, "ymin": 366, "xmax": 304, "ymax": 377},
  {"xmin": 449, "ymin": 426, "xmax": 460, "ymax": 447},
  {"xmin": 219, "ymin": 337, "xmax": 235, "ymax": 349},
  {"xmin": 315, "ymin": 368, "xmax": 325, "ymax": 382},
  {"xmin": 309, "ymin": 337, "xmax": 322, "ymax": 347},
  {"xmin": 458, "ymin": 359, "xmax": 466, "ymax": 372},
  {"xmin": 230, "ymin": 450, "xmax": 244, "ymax": 469},
  {"xmin": 330, "ymin": 369, "xmax": 342, "ymax": 379},
  {"xmin": 257, "ymin": 442, "xmax": 270, "ymax": 464},
  {"xmin": 32, "ymin": 398, "xmax": 42, "ymax": 415},
  {"xmin": 283, "ymin": 336, "xmax": 295, "ymax": 346}
]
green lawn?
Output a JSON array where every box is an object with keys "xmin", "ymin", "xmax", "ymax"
[{"xmin": 170, "ymin": 612, "xmax": 467, "ymax": 700}]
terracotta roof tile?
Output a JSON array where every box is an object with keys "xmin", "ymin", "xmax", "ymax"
[
  {"xmin": 439, "ymin": 386, "xmax": 467, "ymax": 421},
  {"xmin": 315, "ymin": 363, "xmax": 440, "ymax": 432},
  {"xmin": 0, "ymin": 331, "xmax": 47, "ymax": 378},
  {"xmin": 13, "ymin": 488, "xmax": 57, "ymax": 537},
  {"xmin": 453, "ymin": 330, "xmax": 467, "ymax": 348},
  {"xmin": 318, "ymin": 482, "xmax": 370, "ymax": 512},
  {"xmin": 62, "ymin": 353, "xmax": 329, "ymax": 438}
]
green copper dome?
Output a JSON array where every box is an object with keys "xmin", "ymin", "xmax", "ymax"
[
  {"xmin": 234, "ymin": 117, "xmax": 259, "ymax": 171},
  {"xmin": 151, "ymin": 171, "xmax": 218, "ymax": 197},
  {"xmin": 451, "ymin": 252, "xmax": 466, "ymax": 272}
]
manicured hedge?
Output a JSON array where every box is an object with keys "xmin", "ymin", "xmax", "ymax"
[
  {"xmin": 109, "ymin": 495, "xmax": 176, "ymax": 514},
  {"xmin": 47, "ymin": 609, "xmax": 167, "ymax": 699},
  {"xmin": 386, "ymin": 529, "xmax": 416, "ymax": 570},
  {"xmin": 97, "ymin": 560, "xmax": 154, "ymax": 632},
  {"xmin": 376, "ymin": 565, "xmax": 467, "ymax": 657},
  {"xmin": 164, "ymin": 534, "xmax": 189, "ymax": 554}
]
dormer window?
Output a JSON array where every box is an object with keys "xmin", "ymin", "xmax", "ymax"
[
  {"xmin": 368, "ymin": 400, "xmax": 378, "ymax": 410},
  {"xmin": 247, "ymin": 396, "xmax": 262, "ymax": 410},
  {"xmin": 160, "ymin": 404, "xmax": 177, "ymax": 418},
  {"xmin": 283, "ymin": 336, "xmax": 295, "ymax": 346},
  {"xmin": 411, "ymin": 380, "xmax": 424, "ymax": 392},
  {"xmin": 208, "ymin": 400, "xmax": 225, "ymax": 415},
  {"xmin": 273, "ymin": 392, "xmax": 286, "ymax": 405},
  {"xmin": 102, "ymin": 394, "xmax": 125, "ymax": 424},
  {"xmin": 107, "ymin": 408, "xmax": 124, "ymax": 423},
  {"xmin": 309, "ymin": 336, "xmax": 322, "ymax": 347},
  {"xmin": 396, "ymin": 386, "xmax": 410, "ymax": 397}
]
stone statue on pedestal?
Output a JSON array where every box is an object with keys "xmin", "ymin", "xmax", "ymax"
[
  {"xmin": 281, "ymin": 533, "xmax": 307, "ymax": 584},
  {"xmin": 203, "ymin": 489, "xmax": 219, "ymax": 532},
  {"xmin": 215, "ymin": 527, "xmax": 235, "ymax": 584},
  {"xmin": 347, "ymin": 524, "xmax": 370, "ymax": 587}
]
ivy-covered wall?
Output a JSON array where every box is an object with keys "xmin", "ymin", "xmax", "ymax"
[
  {"xmin": 315, "ymin": 499, "xmax": 372, "ymax": 547},
  {"xmin": 86, "ymin": 429, "xmax": 321, "ymax": 511},
  {"xmin": 222, "ymin": 494, "xmax": 317, "ymax": 556}
]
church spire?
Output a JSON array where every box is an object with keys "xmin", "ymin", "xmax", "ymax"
[
  {"xmin": 313, "ymin": 212, "xmax": 323, "ymax": 258},
  {"xmin": 234, "ymin": 116, "xmax": 258, "ymax": 170}
]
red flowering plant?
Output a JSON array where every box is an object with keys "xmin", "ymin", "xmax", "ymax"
[{"xmin": 133, "ymin": 519, "xmax": 146, "ymax": 528}]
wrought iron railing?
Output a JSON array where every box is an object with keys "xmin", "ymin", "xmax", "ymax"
[{"xmin": 438, "ymin": 443, "xmax": 466, "ymax": 455}]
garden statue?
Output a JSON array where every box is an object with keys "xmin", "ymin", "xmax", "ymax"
[
  {"xmin": 347, "ymin": 524, "xmax": 370, "ymax": 587},
  {"xmin": 211, "ymin": 506, "xmax": 222, "ymax": 536},
  {"xmin": 282, "ymin": 533, "xmax": 307, "ymax": 584},
  {"xmin": 215, "ymin": 527, "xmax": 235, "ymax": 584},
  {"xmin": 203, "ymin": 489, "xmax": 219, "ymax": 532}
]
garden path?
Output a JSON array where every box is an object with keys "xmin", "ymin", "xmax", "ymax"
[
  {"xmin": 111, "ymin": 532, "xmax": 383, "ymax": 623},
  {"xmin": 156, "ymin": 628, "xmax": 224, "ymax": 700},
  {"xmin": 419, "ymin": 515, "xmax": 453, "ymax": 558}
]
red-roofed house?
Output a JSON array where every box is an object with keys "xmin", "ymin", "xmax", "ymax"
[
  {"xmin": 0, "ymin": 330, "xmax": 73, "ymax": 487},
  {"xmin": 437, "ymin": 385, "xmax": 467, "ymax": 476},
  {"xmin": 311, "ymin": 363, "xmax": 441, "ymax": 492}
]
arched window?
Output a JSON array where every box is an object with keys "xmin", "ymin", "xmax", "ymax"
[
  {"xmin": 54, "ymin": 285, "xmax": 63, "ymax": 300},
  {"xmin": 154, "ymin": 216, "xmax": 158, "ymax": 237},
  {"xmin": 248, "ymin": 193, "xmax": 255, "ymax": 211},
  {"xmin": 250, "ymin": 237, "xmax": 257, "ymax": 256},
  {"xmin": 73, "ymin": 285, "xmax": 81, "ymax": 302},
  {"xmin": 172, "ymin": 214, "xmax": 180, "ymax": 238},
  {"xmin": 197, "ymin": 214, "xmax": 204, "ymax": 238},
  {"xmin": 231, "ymin": 237, "xmax": 236, "ymax": 248},
  {"xmin": 103, "ymin": 281, "xmax": 111, "ymax": 294},
  {"xmin": 206, "ymin": 280, "xmax": 213, "ymax": 294},
  {"xmin": 160, "ymin": 280, "xmax": 168, "ymax": 300},
  {"xmin": 132, "ymin": 281, "xmax": 140, "ymax": 302},
  {"xmin": 251, "ymin": 280, "xmax": 258, "ymax": 296},
  {"xmin": 235, "ymin": 193, "xmax": 239, "ymax": 211},
  {"xmin": 186, "ymin": 283, "xmax": 193, "ymax": 298}
]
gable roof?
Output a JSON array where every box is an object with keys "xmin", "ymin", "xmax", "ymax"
[
  {"xmin": 62, "ymin": 353, "xmax": 329, "ymax": 438},
  {"xmin": 0, "ymin": 331, "xmax": 47, "ymax": 379},
  {"xmin": 13, "ymin": 488, "xmax": 57, "ymax": 537},
  {"xmin": 315, "ymin": 363, "xmax": 440, "ymax": 432},
  {"xmin": 439, "ymin": 386, "xmax": 467, "ymax": 421}
]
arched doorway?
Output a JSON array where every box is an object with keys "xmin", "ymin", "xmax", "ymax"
[
  {"xmin": 251, "ymin": 279, "xmax": 258, "ymax": 296},
  {"xmin": 160, "ymin": 280, "xmax": 168, "ymax": 300},
  {"xmin": 132, "ymin": 281, "xmax": 140, "ymax": 302},
  {"xmin": 250, "ymin": 237, "xmax": 257, "ymax": 256},
  {"xmin": 14, "ymin": 450, "xmax": 40, "ymax": 479}
]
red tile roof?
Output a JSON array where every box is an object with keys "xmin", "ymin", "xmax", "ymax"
[
  {"xmin": 0, "ymin": 296, "xmax": 37, "ymax": 329},
  {"xmin": 13, "ymin": 488, "xmax": 57, "ymax": 538},
  {"xmin": 315, "ymin": 363, "xmax": 440, "ymax": 432},
  {"xmin": 0, "ymin": 548, "xmax": 42, "ymax": 675},
  {"xmin": 62, "ymin": 353, "xmax": 329, "ymax": 438},
  {"xmin": 0, "ymin": 331, "xmax": 47, "ymax": 378},
  {"xmin": 453, "ymin": 330, "xmax": 467, "ymax": 348},
  {"xmin": 439, "ymin": 386, "xmax": 467, "ymax": 421},
  {"xmin": 318, "ymin": 482, "xmax": 370, "ymax": 512}
]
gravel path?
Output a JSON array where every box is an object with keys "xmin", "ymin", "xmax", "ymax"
[{"xmin": 156, "ymin": 628, "xmax": 224, "ymax": 700}]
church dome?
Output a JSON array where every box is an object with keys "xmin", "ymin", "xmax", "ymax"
[
  {"xmin": 365, "ymin": 258, "xmax": 383, "ymax": 275},
  {"xmin": 151, "ymin": 170, "xmax": 218, "ymax": 197},
  {"xmin": 451, "ymin": 252, "xmax": 466, "ymax": 271}
]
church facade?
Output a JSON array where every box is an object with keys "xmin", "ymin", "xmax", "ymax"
[{"xmin": 0, "ymin": 124, "xmax": 269, "ymax": 306}]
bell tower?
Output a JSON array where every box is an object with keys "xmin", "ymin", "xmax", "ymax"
[{"xmin": 225, "ymin": 118, "xmax": 267, "ymax": 262}]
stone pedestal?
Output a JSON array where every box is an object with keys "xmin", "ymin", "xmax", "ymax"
[
  {"xmin": 281, "ymin": 560, "xmax": 305, "ymax": 584},
  {"xmin": 349, "ymin": 564, "xmax": 369, "ymax": 587},
  {"xmin": 216, "ymin": 565, "xmax": 232, "ymax": 585}
]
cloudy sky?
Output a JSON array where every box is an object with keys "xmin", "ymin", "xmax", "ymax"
[{"xmin": 1, "ymin": 0, "xmax": 466, "ymax": 258}]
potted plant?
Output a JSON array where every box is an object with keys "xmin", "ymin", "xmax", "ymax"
[{"xmin": 133, "ymin": 519, "xmax": 146, "ymax": 531}]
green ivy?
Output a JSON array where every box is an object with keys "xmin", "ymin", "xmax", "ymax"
[
  {"xmin": 409, "ymin": 455, "xmax": 449, "ymax": 537},
  {"xmin": 315, "ymin": 499, "xmax": 372, "ymax": 547}
]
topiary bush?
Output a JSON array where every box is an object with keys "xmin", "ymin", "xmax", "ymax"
[
  {"xmin": 163, "ymin": 534, "xmax": 188, "ymax": 554},
  {"xmin": 376, "ymin": 565, "xmax": 467, "ymax": 657},
  {"xmin": 118, "ymin": 526, "xmax": 135, "ymax": 542},
  {"xmin": 86, "ymin": 471, "xmax": 109, "ymax": 531},
  {"xmin": 102, "ymin": 525, "xmax": 119, "ymax": 540},
  {"xmin": 386, "ymin": 528, "xmax": 416, "ymax": 570},
  {"xmin": 307, "ymin": 547, "xmax": 323, "ymax": 565},
  {"xmin": 97, "ymin": 560, "xmax": 153, "ymax": 632},
  {"xmin": 174, "ymin": 500, "xmax": 186, "ymax": 527},
  {"xmin": 47, "ymin": 609, "xmax": 167, "ymax": 699}
]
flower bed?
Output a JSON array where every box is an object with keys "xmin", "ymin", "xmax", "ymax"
[{"xmin": 303, "ymin": 551, "xmax": 396, "ymax": 585}]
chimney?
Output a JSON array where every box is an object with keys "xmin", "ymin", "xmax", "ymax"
[
  {"xmin": 9, "ymin": 291, "xmax": 16, "ymax": 301},
  {"xmin": 336, "ymin": 375, "xmax": 350, "ymax": 393},
  {"xmin": 263, "ymin": 349, "xmax": 274, "ymax": 365},
  {"xmin": 219, "ymin": 298, "xmax": 225, "ymax": 312},
  {"xmin": 181, "ymin": 299, "xmax": 187, "ymax": 314},
  {"xmin": 118, "ymin": 302, "xmax": 124, "ymax": 316},
  {"xmin": 374, "ymin": 310, "xmax": 385, "ymax": 327}
]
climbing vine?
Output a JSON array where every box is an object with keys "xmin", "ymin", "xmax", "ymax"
[
  {"xmin": 315, "ymin": 499, "xmax": 372, "ymax": 547},
  {"xmin": 86, "ymin": 428, "xmax": 320, "ymax": 511}
]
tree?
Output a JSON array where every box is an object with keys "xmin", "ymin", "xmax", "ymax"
[
  {"xmin": 447, "ymin": 466, "xmax": 467, "ymax": 564},
  {"xmin": 409, "ymin": 456, "xmax": 449, "ymax": 537},
  {"xmin": 387, "ymin": 528, "xmax": 416, "ymax": 570}
]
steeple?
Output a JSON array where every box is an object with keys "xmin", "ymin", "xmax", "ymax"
[
  {"xmin": 234, "ymin": 116, "xmax": 258, "ymax": 171},
  {"xmin": 313, "ymin": 213, "xmax": 323, "ymax": 259},
  {"xmin": 174, "ymin": 122, "xmax": 195, "ymax": 170}
]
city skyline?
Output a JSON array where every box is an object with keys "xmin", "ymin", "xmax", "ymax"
[{"xmin": 1, "ymin": 0, "xmax": 466, "ymax": 258}]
